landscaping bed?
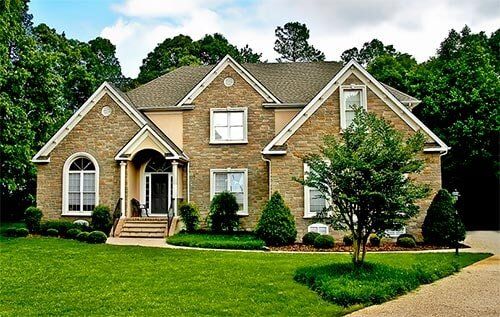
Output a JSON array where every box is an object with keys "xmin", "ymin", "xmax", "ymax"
[
  {"xmin": 167, "ymin": 232, "xmax": 266, "ymax": 250},
  {"xmin": 270, "ymin": 242, "xmax": 470, "ymax": 252}
]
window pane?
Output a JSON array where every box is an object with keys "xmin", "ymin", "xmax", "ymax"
[
  {"xmin": 214, "ymin": 127, "xmax": 228, "ymax": 140},
  {"xmin": 213, "ymin": 112, "xmax": 228, "ymax": 126},
  {"xmin": 83, "ymin": 173, "xmax": 95, "ymax": 192},
  {"xmin": 70, "ymin": 158, "xmax": 94, "ymax": 171},
  {"xmin": 68, "ymin": 193, "xmax": 80, "ymax": 211},
  {"xmin": 345, "ymin": 110, "xmax": 356, "ymax": 127},
  {"xmin": 82, "ymin": 193, "xmax": 95, "ymax": 211},
  {"xmin": 344, "ymin": 89, "xmax": 361, "ymax": 109},
  {"xmin": 69, "ymin": 173, "xmax": 80, "ymax": 192},
  {"xmin": 318, "ymin": 227, "xmax": 327, "ymax": 234},
  {"xmin": 214, "ymin": 173, "xmax": 227, "ymax": 193},
  {"xmin": 229, "ymin": 173, "xmax": 244, "ymax": 193},
  {"xmin": 229, "ymin": 127, "xmax": 244, "ymax": 140},
  {"xmin": 310, "ymin": 189, "xmax": 325, "ymax": 213},
  {"xmin": 229, "ymin": 112, "xmax": 243, "ymax": 126},
  {"xmin": 145, "ymin": 175, "xmax": 150, "ymax": 208}
]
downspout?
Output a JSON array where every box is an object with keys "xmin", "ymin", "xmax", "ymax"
[
  {"xmin": 261, "ymin": 155, "xmax": 272, "ymax": 199},
  {"xmin": 186, "ymin": 162, "xmax": 190, "ymax": 202}
]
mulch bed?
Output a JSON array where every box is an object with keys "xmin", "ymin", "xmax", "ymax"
[{"xmin": 269, "ymin": 242, "xmax": 470, "ymax": 252}]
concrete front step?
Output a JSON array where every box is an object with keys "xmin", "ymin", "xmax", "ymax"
[
  {"xmin": 118, "ymin": 217, "xmax": 169, "ymax": 238},
  {"xmin": 121, "ymin": 227, "xmax": 166, "ymax": 233},
  {"xmin": 123, "ymin": 222, "xmax": 167, "ymax": 228},
  {"xmin": 120, "ymin": 232, "xmax": 165, "ymax": 238}
]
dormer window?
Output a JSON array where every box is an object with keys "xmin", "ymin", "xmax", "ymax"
[
  {"xmin": 340, "ymin": 85, "xmax": 367, "ymax": 129},
  {"xmin": 210, "ymin": 108, "xmax": 248, "ymax": 144}
]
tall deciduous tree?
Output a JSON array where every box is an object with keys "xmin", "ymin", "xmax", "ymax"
[
  {"xmin": 298, "ymin": 110, "xmax": 428, "ymax": 265},
  {"xmin": 341, "ymin": 39, "xmax": 396, "ymax": 66},
  {"xmin": 274, "ymin": 22, "xmax": 325, "ymax": 62}
]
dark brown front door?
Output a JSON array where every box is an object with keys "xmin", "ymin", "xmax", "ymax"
[{"xmin": 151, "ymin": 174, "xmax": 169, "ymax": 214}]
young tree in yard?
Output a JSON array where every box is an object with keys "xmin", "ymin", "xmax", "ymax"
[
  {"xmin": 299, "ymin": 110, "xmax": 429, "ymax": 265},
  {"xmin": 274, "ymin": 22, "xmax": 325, "ymax": 62}
]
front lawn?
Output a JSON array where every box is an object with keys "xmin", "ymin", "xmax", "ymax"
[
  {"xmin": 167, "ymin": 232, "xmax": 266, "ymax": 250},
  {"xmin": 0, "ymin": 236, "xmax": 489, "ymax": 316}
]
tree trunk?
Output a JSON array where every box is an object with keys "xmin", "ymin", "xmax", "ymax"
[{"xmin": 352, "ymin": 237, "xmax": 363, "ymax": 265}]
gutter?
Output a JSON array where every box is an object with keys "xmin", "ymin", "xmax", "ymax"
[{"xmin": 261, "ymin": 155, "xmax": 272, "ymax": 199}]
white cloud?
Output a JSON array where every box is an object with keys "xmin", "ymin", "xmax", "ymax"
[{"xmin": 101, "ymin": 0, "xmax": 500, "ymax": 78}]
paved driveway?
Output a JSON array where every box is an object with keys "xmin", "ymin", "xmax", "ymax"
[{"xmin": 348, "ymin": 231, "xmax": 500, "ymax": 317}]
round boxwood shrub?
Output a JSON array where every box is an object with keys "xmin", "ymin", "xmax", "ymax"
[
  {"xmin": 16, "ymin": 228, "xmax": 29, "ymax": 237},
  {"xmin": 302, "ymin": 232, "xmax": 321, "ymax": 245},
  {"xmin": 313, "ymin": 235, "xmax": 335, "ymax": 249},
  {"xmin": 397, "ymin": 233, "xmax": 416, "ymax": 245},
  {"xmin": 179, "ymin": 202, "xmax": 200, "ymax": 232},
  {"xmin": 369, "ymin": 234, "xmax": 381, "ymax": 247},
  {"xmin": 4, "ymin": 227, "xmax": 19, "ymax": 237},
  {"xmin": 73, "ymin": 220, "xmax": 91, "ymax": 232},
  {"xmin": 208, "ymin": 192, "xmax": 240, "ymax": 233},
  {"xmin": 66, "ymin": 228, "xmax": 82, "ymax": 239},
  {"xmin": 41, "ymin": 220, "xmax": 75, "ymax": 237},
  {"xmin": 87, "ymin": 231, "xmax": 108, "ymax": 244},
  {"xmin": 422, "ymin": 189, "xmax": 466, "ymax": 247},
  {"xmin": 24, "ymin": 206, "xmax": 43, "ymax": 233},
  {"xmin": 397, "ymin": 237, "xmax": 416, "ymax": 248},
  {"xmin": 255, "ymin": 192, "xmax": 297, "ymax": 246},
  {"xmin": 76, "ymin": 231, "xmax": 90, "ymax": 242},
  {"xmin": 343, "ymin": 235, "xmax": 353, "ymax": 246},
  {"xmin": 91, "ymin": 205, "xmax": 112, "ymax": 235},
  {"xmin": 46, "ymin": 228, "xmax": 59, "ymax": 237}
]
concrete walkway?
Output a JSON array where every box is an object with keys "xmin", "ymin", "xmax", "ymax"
[{"xmin": 348, "ymin": 231, "xmax": 500, "ymax": 317}]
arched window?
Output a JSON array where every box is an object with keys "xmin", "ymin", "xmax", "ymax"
[{"xmin": 63, "ymin": 153, "xmax": 99, "ymax": 215}]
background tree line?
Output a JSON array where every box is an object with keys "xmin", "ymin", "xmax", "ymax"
[{"xmin": 1, "ymin": 1, "xmax": 498, "ymax": 229}]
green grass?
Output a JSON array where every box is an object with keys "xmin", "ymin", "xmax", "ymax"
[
  {"xmin": 167, "ymin": 232, "xmax": 266, "ymax": 250},
  {"xmin": 0, "ymin": 237, "xmax": 490, "ymax": 316}
]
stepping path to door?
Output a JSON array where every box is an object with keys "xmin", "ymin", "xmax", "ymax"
[{"xmin": 347, "ymin": 231, "xmax": 500, "ymax": 317}]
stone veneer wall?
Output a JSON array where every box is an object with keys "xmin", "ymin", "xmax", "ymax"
[
  {"xmin": 269, "ymin": 73, "xmax": 442, "ymax": 240},
  {"xmin": 36, "ymin": 94, "xmax": 141, "ymax": 219}
]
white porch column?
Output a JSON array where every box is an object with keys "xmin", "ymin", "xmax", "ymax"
[
  {"xmin": 171, "ymin": 160, "xmax": 179, "ymax": 216},
  {"xmin": 119, "ymin": 161, "xmax": 127, "ymax": 218}
]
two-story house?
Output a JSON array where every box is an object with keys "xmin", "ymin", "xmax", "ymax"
[{"xmin": 32, "ymin": 56, "xmax": 448, "ymax": 239}]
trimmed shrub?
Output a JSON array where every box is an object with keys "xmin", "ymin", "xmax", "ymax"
[
  {"xmin": 397, "ymin": 233, "xmax": 416, "ymax": 244},
  {"xmin": 313, "ymin": 235, "xmax": 335, "ymax": 249},
  {"xmin": 73, "ymin": 220, "xmax": 91, "ymax": 232},
  {"xmin": 208, "ymin": 192, "xmax": 240, "ymax": 233},
  {"xmin": 87, "ymin": 231, "xmax": 108, "ymax": 244},
  {"xmin": 24, "ymin": 206, "xmax": 43, "ymax": 233},
  {"xmin": 16, "ymin": 228, "xmax": 29, "ymax": 237},
  {"xmin": 255, "ymin": 192, "xmax": 297, "ymax": 246},
  {"xmin": 4, "ymin": 227, "xmax": 19, "ymax": 237},
  {"xmin": 343, "ymin": 235, "xmax": 353, "ymax": 246},
  {"xmin": 422, "ymin": 189, "xmax": 466, "ymax": 247},
  {"xmin": 46, "ymin": 228, "xmax": 59, "ymax": 237},
  {"xmin": 76, "ymin": 231, "xmax": 90, "ymax": 242},
  {"xmin": 179, "ymin": 202, "xmax": 200, "ymax": 232},
  {"xmin": 66, "ymin": 228, "xmax": 82, "ymax": 239},
  {"xmin": 303, "ymin": 232, "xmax": 321, "ymax": 245},
  {"xmin": 397, "ymin": 237, "xmax": 416, "ymax": 248},
  {"xmin": 41, "ymin": 220, "xmax": 75, "ymax": 236},
  {"xmin": 91, "ymin": 205, "xmax": 112, "ymax": 235},
  {"xmin": 369, "ymin": 234, "xmax": 381, "ymax": 247}
]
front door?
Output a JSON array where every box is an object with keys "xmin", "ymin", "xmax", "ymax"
[{"xmin": 150, "ymin": 173, "xmax": 170, "ymax": 215}]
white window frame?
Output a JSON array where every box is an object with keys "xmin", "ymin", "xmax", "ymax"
[
  {"xmin": 385, "ymin": 227, "xmax": 407, "ymax": 238},
  {"xmin": 210, "ymin": 168, "xmax": 248, "ymax": 216},
  {"xmin": 303, "ymin": 164, "xmax": 329, "ymax": 218},
  {"xmin": 62, "ymin": 152, "xmax": 99, "ymax": 216},
  {"xmin": 308, "ymin": 223, "xmax": 329, "ymax": 234},
  {"xmin": 339, "ymin": 85, "xmax": 367, "ymax": 130},
  {"xmin": 210, "ymin": 107, "xmax": 248, "ymax": 144}
]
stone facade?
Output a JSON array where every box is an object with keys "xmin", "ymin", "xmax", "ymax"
[{"xmin": 36, "ymin": 94, "xmax": 141, "ymax": 219}]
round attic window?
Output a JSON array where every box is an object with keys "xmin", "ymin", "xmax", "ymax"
[
  {"xmin": 101, "ymin": 105, "xmax": 112, "ymax": 117},
  {"xmin": 223, "ymin": 77, "xmax": 235, "ymax": 87}
]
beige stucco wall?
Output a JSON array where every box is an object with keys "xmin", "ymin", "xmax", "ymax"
[
  {"xmin": 145, "ymin": 112, "xmax": 183, "ymax": 148},
  {"xmin": 274, "ymin": 109, "xmax": 300, "ymax": 134}
]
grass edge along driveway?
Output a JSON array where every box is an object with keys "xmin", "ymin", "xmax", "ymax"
[{"xmin": 0, "ymin": 236, "xmax": 490, "ymax": 316}]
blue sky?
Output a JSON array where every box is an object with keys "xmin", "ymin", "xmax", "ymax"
[{"xmin": 30, "ymin": 0, "xmax": 500, "ymax": 78}]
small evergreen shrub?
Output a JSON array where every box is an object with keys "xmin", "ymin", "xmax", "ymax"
[
  {"xmin": 302, "ymin": 232, "xmax": 321, "ymax": 245},
  {"xmin": 255, "ymin": 192, "xmax": 297, "ymax": 246},
  {"xmin": 73, "ymin": 220, "xmax": 91, "ymax": 232},
  {"xmin": 343, "ymin": 235, "xmax": 353, "ymax": 246},
  {"xmin": 397, "ymin": 233, "xmax": 416, "ymax": 244},
  {"xmin": 41, "ymin": 220, "xmax": 75, "ymax": 236},
  {"xmin": 179, "ymin": 202, "xmax": 200, "ymax": 232},
  {"xmin": 4, "ymin": 227, "xmax": 19, "ymax": 237},
  {"xmin": 397, "ymin": 237, "xmax": 416, "ymax": 248},
  {"xmin": 87, "ymin": 231, "xmax": 108, "ymax": 244},
  {"xmin": 76, "ymin": 231, "xmax": 90, "ymax": 242},
  {"xmin": 66, "ymin": 228, "xmax": 82, "ymax": 239},
  {"xmin": 369, "ymin": 234, "xmax": 381, "ymax": 247},
  {"xmin": 313, "ymin": 235, "xmax": 335, "ymax": 248},
  {"xmin": 46, "ymin": 228, "xmax": 59, "ymax": 237},
  {"xmin": 422, "ymin": 189, "xmax": 466, "ymax": 247},
  {"xmin": 15, "ymin": 228, "xmax": 29, "ymax": 237},
  {"xmin": 24, "ymin": 206, "xmax": 43, "ymax": 233},
  {"xmin": 208, "ymin": 192, "xmax": 240, "ymax": 233},
  {"xmin": 91, "ymin": 205, "xmax": 112, "ymax": 235}
]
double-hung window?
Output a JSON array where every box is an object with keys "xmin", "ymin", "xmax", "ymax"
[
  {"xmin": 210, "ymin": 168, "xmax": 248, "ymax": 215},
  {"xmin": 63, "ymin": 153, "xmax": 99, "ymax": 215},
  {"xmin": 340, "ymin": 85, "xmax": 367, "ymax": 129},
  {"xmin": 210, "ymin": 108, "xmax": 247, "ymax": 143},
  {"xmin": 303, "ymin": 164, "xmax": 328, "ymax": 218}
]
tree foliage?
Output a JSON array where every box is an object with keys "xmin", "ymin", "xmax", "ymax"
[
  {"xmin": 298, "ymin": 110, "xmax": 429, "ymax": 265},
  {"xmin": 274, "ymin": 22, "xmax": 325, "ymax": 62},
  {"xmin": 341, "ymin": 39, "xmax": 396, "ymax": 66}
]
